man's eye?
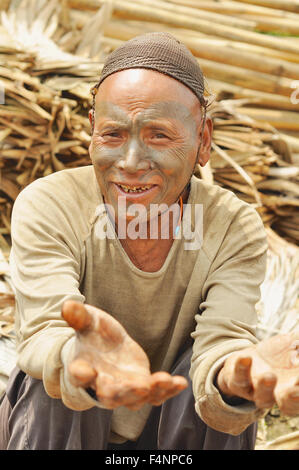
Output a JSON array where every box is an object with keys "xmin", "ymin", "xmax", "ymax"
[
  {"xmin": 105, "ymin": 132, "xmax": 121, "ymax": 138},
  {"xmin": 153, "ymin": 132, "xmax": 168, "ymax": 139}
]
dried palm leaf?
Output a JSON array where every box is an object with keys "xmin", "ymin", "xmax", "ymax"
[{"xmin": 256, "ymin": 228, "xmax": 299, "ymax": 340}]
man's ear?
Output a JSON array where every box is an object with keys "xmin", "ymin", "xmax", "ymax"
[
  {"xmin": 197, "ymin": 115, "xmax": 213, "ymax": 167},
  {"xmin": 88, "ymin": 109, "xmax": 93, "ymax": 126}
]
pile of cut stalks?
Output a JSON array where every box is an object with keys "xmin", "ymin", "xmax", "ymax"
[{"xmin": 0, "ymin": 0, "xmax": 298, "ymax": 449}]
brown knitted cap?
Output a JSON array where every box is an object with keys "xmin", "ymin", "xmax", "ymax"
[{"xmin": 93, "ymin": 32, "xmax": 206, "ymax": 107}]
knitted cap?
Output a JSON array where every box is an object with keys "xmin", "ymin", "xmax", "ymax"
[{"xmin": 93, "ymin": 32, "xmax": 206, "ymax": 107}]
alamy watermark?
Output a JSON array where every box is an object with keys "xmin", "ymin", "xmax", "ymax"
[
  {"xmin": 291, "ymin": 80, "xmax": 299, "ymax": 105},
  {"xmin": 93, "ymin": 198, "xmax": 203, "ymax": 250}
]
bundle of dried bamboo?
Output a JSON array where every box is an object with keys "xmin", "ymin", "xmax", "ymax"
[
  {"xmin": 0, "ymin": 0, "xmax": 110, "ymax": 248},
  {"xmin": 203, "ymin": 99, "xmax": 299, "ymax": 245},
  {"xmin": 0, "ymin": 0, "xmax": 298, "ymax": 246}
]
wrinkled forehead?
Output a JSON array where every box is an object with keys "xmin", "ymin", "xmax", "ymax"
[
  {"xmin": 96, "ymin": 69, "xmax": 201, "ymax": 111},
  {"xmin": 95, "ymin": 100, "xmax": 198, "ymax": 129}
]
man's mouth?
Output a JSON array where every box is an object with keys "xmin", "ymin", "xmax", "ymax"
[{"xmin": 116, "ymin": 183, "xmax": 155, "ymax": 194}]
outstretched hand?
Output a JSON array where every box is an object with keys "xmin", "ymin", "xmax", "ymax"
[
  {"xmin": 217, "ymin": 333, "xmax": 299, "ymax": 415},
  {"xmin": 62, "ymin": 300, "xmax": 187, "ymax": 410}
]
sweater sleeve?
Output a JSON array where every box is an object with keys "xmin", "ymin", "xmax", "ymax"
[
  {"xmin": 190, "ymin": 202, "xmax": 269, "ymax": 435},
  {"xmin": 9, "ymin": 177, "xmax": 98, "ymax": 410}
]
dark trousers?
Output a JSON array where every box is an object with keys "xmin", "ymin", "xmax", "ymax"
[{"xmin": 0, "ymin": 348, "xmax": 257, "ymax": 450}]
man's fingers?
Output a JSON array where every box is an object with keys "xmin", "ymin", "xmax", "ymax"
[
  {"xmin": 118, "ymin": 383, "xmax": 150, "ymax": 408},
  {"xmin": 253, "ymin": 372, "xmax": 277, "ymax": 409},
  {"xmin": 216, "ymin": 353, "xmax": 254, "ymax": 401},
  {"xmin": 68, "ymin": 358, "xmax": 97, "ymax": 387},
  {"xmin": 250, "ymin": 355, "xmax": 279, "ymax": 409},
  {"xmin": 164, "ymin": 376, "xmax": 189, "ymax": 397},
  {"xmin": 222, "ymin": 356, "xmax": 254, "ymax": 400},
  {"xmin": 149, "ymin": 372, "xmax": 174, "ymax": 404},
  {"xmin": 275, "ymin": 387, "xmax": 299, "ymax": 416},
  {"xmin": 153, "ymin": 376, "xmax": 189, "ymax": 405},
  {"xmin": 234, "ymin": 357, "xmax": 252, "ymax": 387},
  {"xmin": 95, "ymin": 373, "xmax": 150, "ymax": 409},
  {"xmin": 274, "ymin": 375, "xmax": 299, "ymax": 416},
  {"xmin": 90, "ymin": 371, "xmax": 188, "ymax": 409},
  {"xmin": 125, "ymin": 374, "xmax": 187, "ymax": 407},
  {"xmin": 62, "ymin": 301, "xmax": 125, "ymax": 354},
  {"xmin": 62, "ymin": 300, "xmax": 92, "ymax": 331},
  {"xmin": 172, "ymin": 375, "xmax": 189, "ymax": 390},
  {"xmin": 95, "ymin": 373, "xmax": 122, "ymax": 408},
  {"xmin": 148, "ymin": 372, "xmax": 187, "ymax": 406}
]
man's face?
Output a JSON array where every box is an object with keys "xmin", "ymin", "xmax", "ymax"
[{"xmin": 89, "ymin": 68, "xmax": 210, "ymax": 221}]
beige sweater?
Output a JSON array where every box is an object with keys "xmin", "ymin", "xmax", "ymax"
[{"xmin": 10, "ymin": 165, "xmax": 268, "ymax": 442}]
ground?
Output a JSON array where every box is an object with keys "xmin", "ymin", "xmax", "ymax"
[{"xmin": 256, "ymin": 408, "xmax": 299, "ymax": 450}]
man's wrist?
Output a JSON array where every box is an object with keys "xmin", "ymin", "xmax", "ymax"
[
  {"xmin": 217, "ymin": 391, "xmax": 249, "ymax": 406},
  {"xmin": 214, "ymin": 369, "xmax": 249, "ymax": 406}
]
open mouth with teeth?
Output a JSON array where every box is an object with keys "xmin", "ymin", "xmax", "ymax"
[{"xmin": 116, "ymin": 183, "xmax": 155, "ymax": 194}]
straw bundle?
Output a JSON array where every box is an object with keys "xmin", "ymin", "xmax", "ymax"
[
  {"xmin": 202, "ymin": 99, "xmax": 299, "ymax": 245},
  {"xmin": 256, "ymin": 227, "xmax": 299, "ymax": 340}
]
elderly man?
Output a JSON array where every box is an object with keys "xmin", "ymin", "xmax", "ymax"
[{"xmin": 0, "ymin": 32, "xmax": 298, "ymax": 451}]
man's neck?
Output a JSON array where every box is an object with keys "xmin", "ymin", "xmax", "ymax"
[
  {"xmin": 116, "ymin": 184, "xmax": 190, "ymax": 272},
  {"xmin": 116, "ymin": 183, "xmax": 190, "ymax": 240}
]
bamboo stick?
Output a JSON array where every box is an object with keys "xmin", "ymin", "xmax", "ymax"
[
  {"xmin": 213, "ymin": 175, "xmax": 259, "ymax": 199},
  {"xmin": 156, "ymin": 0, "xmax": 299, "ymax": 34},
  {"xmin": 67, "ymin": 0, "xmax": 299, "ymax": 55},
  {"xmin": 235, "ymin": 14, "xmax": 299, "ymax": 35},
  {"xmin": 196, "ymin": 58, "xmax": 295, "ymax": 98},
  {"xmin": 207, "ymin": 79, "xmax": 299, "ymax": 111},
  {"xmin": 101, "ymin": 18, "xmax": 299, "ymax": 64},
  {"xmin": 258, "ymin": 193, "xmax": 299, "ymax": 209},
  {"xmin": 166, "ymin": 0, "xmax": 299, "ymax": 20},
  {"xmin": 217, "ymin": 169, "xmax": 266, "ymax": 184},
  {"xmin": 179, "ymin": 37, "xmax": 299, "ymax": 80},
  {"xmin": 102, "ymin": 18, "xmax": 210, "ymax": 40},
  {"xmin": 211, "ymin": 142, "xmax": 262, "ymax": 206},
  {"xmin": 0, "ymin": 178, "xmax": 20, "ymax": 201},
  {"xmin": 220, "ymin": 42, "xmax": 299, "ymax": 65},
  {"xmin": 279, "ymin": 133, "xmax": 299, "ymax": 153},
  {"xmin": 235, "ymin": 107, "xmax": 299, "ymax": 131},
  {"xmin": 128, "ymin": 0, "xmax": 258, "ymax": 31},
  {"xmin": 236, "ymin": 0, "xmax": 299, "ymax": 14},
  {"xmin": 69, "ymin": 9, "xmax": 209, "ymax": 39},
  {"xmin": 257, "ymin": 179, "xmax": 299, "ymax": 196}
]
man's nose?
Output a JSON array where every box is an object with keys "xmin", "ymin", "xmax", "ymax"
[{"xmin": 116, "ymin": 140, "xmax": 151, "ymax": 173}]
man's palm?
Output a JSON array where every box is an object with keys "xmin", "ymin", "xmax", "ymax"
[
  {"xmin": 62, "ymin": 300, "xmax": 187, "ymax": 410},
  {"xmin": 217, "ymin": 333, "xmax": 299, "ymax": 415}
]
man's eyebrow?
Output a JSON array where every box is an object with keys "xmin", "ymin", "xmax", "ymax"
[
  {"xmin": 98, "ymin": 120, "xmax": 130, "ymax": 129},
  {"xmin": 96, "ymin": 102, "xmax": 131, "ymax": 123},
  {"xmin": 135, "ymin": 101, "xmax": 194, "ymax": 124}
]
